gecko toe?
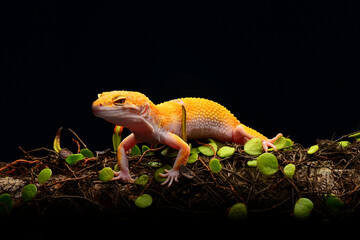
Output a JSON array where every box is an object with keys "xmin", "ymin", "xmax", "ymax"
[
  {"xmin": 111, "ymin": 170, "xmax": 133, "ymax": 183},
  {"xmin": 160, "ymin": 169, "xmax": 179, "ymax": 187}
]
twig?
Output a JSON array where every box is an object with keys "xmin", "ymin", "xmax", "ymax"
[
  {"xmin": 68, "ymin": 128, "xmax": 87, "ymax": 149},
  {"xmin": 45, "ymin": 173, "xmax": 96, "ymax": 187},
  {"xmin": 130, "ymin": 145, "xmax": 165, "ymax": 172},
  {"xmin": 0, "ymin": 159, "xmax": 45, "ymax": 173}
]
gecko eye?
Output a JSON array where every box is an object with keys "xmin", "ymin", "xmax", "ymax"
[{"xmin": 113, "ymin": 96, "xmax": 126, "ymax": 106}]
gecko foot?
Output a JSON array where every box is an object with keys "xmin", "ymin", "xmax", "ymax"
[
  {"xmin": 262, "ymin": 133, "xmax": 283, "ymax": 152},
  {"xmin": 112, "ymin": 170, "xmax": 134, "ymax": 183},
  {"xmin": 159, "ymin": 169, "xmax": 179, "ymax": 187}
]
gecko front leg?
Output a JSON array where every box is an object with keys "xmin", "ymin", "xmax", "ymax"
[
  {"xmin": 159, "ymin": 132, "xmax": 190, "ymax": 187},
  {"xmin": 112, "ymin": 133, "xmax": 138, "ymax": 183}
]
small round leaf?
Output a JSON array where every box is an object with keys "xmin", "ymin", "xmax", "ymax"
[
  {"xmin": 294, "ymin": 198, "xmax": 314, "ymax": 220},
  {"xmin": 38, "ymin": 168, "xmax": 52, "ymax": 184},
  {"xmin": 209, "ymin": 158, "xmax": 222, "ymax": 173},
  {"xmin": 273, "ymin": 136, "xmax": 287, "ymax": 150},
  {"xmin": 161, "ymin": 147, "xmax": 178, "ymax": 158},
  {"xmin": 244, "ymin": 138, "xmax": 263, "ymax": 156},
  {"xmin": 338, "ymin": 141, "xmax": 351, "ymax": 148},
  {"xmin": 65, "ymin": 153, "xmax": 85, "ymax": 165},
  {"xmin": 80, "ymin": 148, "xmax": 94, "ymax": 158},
  {"xmin": 247, "ymin": 160, "xmax": 257, "ymax": 167},
  {"xmin": 135, "ymin": 194, "xmax": 153, "ymax": 208},
  {"xmin": 0, "ymin": 193, "xmax": 13, "ymax": 216},
  {"xmin": 228, "ymin": 203, "xmax": 247, "ymax": 221},
  {"xmin": 22, "ymin": 184, "xmax": 37, "ymax": 202},
  {"xmin": 198, "ymin": 142, "xmax": 217, "ymax": 157},
  {"xmin": 217, "ymin": 146, "xmax": 236, "ymax": 158},
  {"xmin": 257, "ymin": 153, "xmax": 278, "ymax": 176},
  {"xmin": 130, "ymin": 145, "xmax": 142, "ymax": 156},
  {"xmin": 283, "ymin": 164, "xmax": 295, "ymax": 179},
  {"xmin": 142, "ymin": 145, "xmax": 154, "ymax": 156},
  {"xmin": 99, "ymin": 167, "xmax": 114, "ymax": 182},
  {"xmin": 135, "ymin": 175, "xmax": 149, "ymax": 186},
  {"xmin": 307, "ymin": 145, "xmax": 319, "ymax": 154},
  {"xmin": 187, "ymin": 153, "xmax": 198, "ymax": 164},
  {"xmin": 284, "ymin": 138, "xmax": 294, "ymax": 148},
  {"xmin": 324, "ymin": 194, "xmax": 344, "ymax": 214}
]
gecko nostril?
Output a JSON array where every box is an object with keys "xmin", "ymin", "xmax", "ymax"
[{"xmin": 99, "ymin": 103, "xmax": 103, "ymax": 107}]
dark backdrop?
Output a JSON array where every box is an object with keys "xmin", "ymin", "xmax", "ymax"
[{"xmin": 2, "ymin": 1, "xmax": 359, "ymax": 161}]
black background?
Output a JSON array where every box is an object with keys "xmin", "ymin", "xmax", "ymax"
[{"xmin": 2, "ymin": 1, "xmax": 360, "ymax": 161}]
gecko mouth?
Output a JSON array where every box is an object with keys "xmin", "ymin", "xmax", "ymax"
[{"xmin": 92, "ymin": 105, "xmax": 120, "ymax": 118}]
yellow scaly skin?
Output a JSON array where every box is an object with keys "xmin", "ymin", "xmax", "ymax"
[{"xmin": 92, "ymin": 90, "xmax": 282, "ymax": 187}]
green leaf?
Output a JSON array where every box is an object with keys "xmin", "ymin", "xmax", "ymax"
[
  {"xmin": 294, "ymin": 198, "xmax": 314, "ymax": 220},
  {"xmin": 338, "ymin": 141, "xmax": 351, "ymax": 148},
  {"xmin": 142, "ymin": 145, "xmax": 154, "ymax": 156},
  {"xmin": 38, "ymin": 168, "xmax": 52, "ymax": 184},
  {"xmin": 187, "ymin": 153, "xmax": 198, "ymax": 164},
  {"xmin": 80, "ymin": 148, "xmax": 94, "ymax": 158},
  {"xmin": 284, "ymin": 138, "xmax": 294, "ymax": 148},
  {"xmin": 283, "ymin": 164, "xmax": 295, "ymax": 179},
  {"xmin": 22, "ymin": 184, "xmax": 37, "ymax": 202},
  {"xmin": 99, "ymin": 167, "xmax": 114, "ymax": 182},
  {"xmin": 190, "ymin": 147, "xmax": 200, "ymax": 154},
  {"xmin": 112, "ymin": 125, "xmax": 123, "ymax": 152},
  {"xmin": 273, "ymin": 136, "xmax": 287, "ymax": 150},
  {"xmin": 65, "ymin": 154, "xmax": 85, "ymax": 165},
  {"xmin": 307, "ymin": 145, "xmax": 319, "ymax": 154},
  {"xmin": 257, "ymin": 153, "xmax": 278, "ymax": 176},
  {"xmin": 130, "ymin": 145, "xmax": 142, "ymax": 156},
  {"xmin": 324, "ymin": 194, "xmax": 344, "ymax": 214},
  {"xmin": 247, "ymin": 160, "xmax": 257, "ymax": 167},
  {"xmin": 348, "ymin": 132, "xmax": 360, "ymax": 139},
  {"xmin": 268, "ymin": 138, "xmax": 294, "ymax": 152},
  {"xmin": 208, "ymin": 138, "xmax": 224, "ymax": 149},
  {"xmin": 244, "ymin": 138, "xmax": 263, "ymax": 156},
  {"xmin": 217, "ymin": 146, "xmax": 236, "ymax": 158},
  {"xmin": 135, "ymin": 175, "xmax": 149, "ymax": 186},
  {"xmin": 135, "ymin": 194, "xmax": 153, "ymax": 208},
  {"xmin": 154, "ymin": 165, "xmax": 172, "ymax": 183},
  {"xmin": 209, "ymin": 158, "xmax": 222, "ymax": 173},
  {"xmin": 0, "ymin": 193, "xmax": 13, "ymax": 216},
  {"xmin": 228, "ymin": 203, "xmax": 247, "ymax": 221},
  {"xmin": 161, "ymin": 147, "xmax": 178, "ymax": 158},
  {"xmin": 198, "ymin": 142, "xmax": 217, "ymax": 157}
]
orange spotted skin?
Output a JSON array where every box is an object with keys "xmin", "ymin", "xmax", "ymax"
[
  {"xmin": 157, "ymin": 98, "xmax": 246, "ymax": 142},
  {"xmin": 92, "ymin": 91, "xmax": 281, "ymax": 186}
]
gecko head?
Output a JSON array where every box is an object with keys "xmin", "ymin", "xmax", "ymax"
[{"xmin": 92, "ymin": 90, "xmax": 152, "ymax": 126}]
